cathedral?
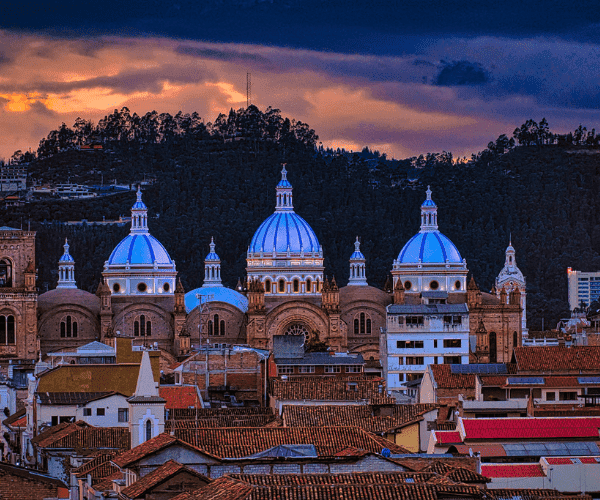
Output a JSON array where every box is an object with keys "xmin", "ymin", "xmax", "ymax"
[{"xmin": 0, "ymin": 166, "xmax": 525, "ymax": 371}]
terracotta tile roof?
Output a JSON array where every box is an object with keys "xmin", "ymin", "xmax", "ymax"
[
  {"xmin": 174, "ymin": 426, "xmax": 410, "ymax": 458},
  {"xmin": 167, "ymin": 407, "xmax": 277, "ymax": 429},
  {"xmin": 120, "ymin": 459, "xmax": 210, "ymax": 499},
  {"xmin": 430, "ymin": 365, "xmax": 476, "ymax": 389},
  {"xmin": 36, "ymin": 391, "xmax": 116, "ymax": 405},
  {"xmin": 461, "ymin": 417, "xmax": 600, "ymax": 441},
  {"xmin": 184, "ymin": 476, "xmax": 252, "ymax": 500},
  {"xmin": 421, "ymin": 462, "xmax": 489, "ymax": 484},
  {"xmin": 185, "ymin": 480, "xmax": 487, "ymax": 500},
  {"xmin": 112, "ymin": 433, "xmax": 216, "ymax": 469},
  {"xmin": 228, "ymin": 472, "xmax": 440, "ymax": 486},
  {"xmin": 545, "ymin": 456, "xmax": 600, "ymax": 464},
  {"xmin": 271, "ymin": 376, "xmax": 395, "ymax": 403},
  {"xmin": 160, "ymin": 386, "xmax": 201, "ymax": 410},
  {"xmin": 32, "ymin": 422, "xmax": 129, "ymax": 451},
  {"xmin": 514, "ymin": 346, "xmax": 600, "ymax": 373},
  {"xmin": 72, "ymin": 453, "xmax": 117, "ymax": 478},
  {"xmin": 282, "ymin": 404, "xmax": 436, "ymax": 433},
  {"xmin": 486, "ymin": 489, "xmax": 570, "ymax": 500},
  {"xmin": 452, "ymin": 444, "xmax": 507, "ymax": 457},
  {"xmin": 481, "ymin": 464, "xmax": 545, "ymax": 478},
  {"xmin": 90, "ymin": 472, "xmax": 122, "ymax": 492},
  {"xmin": 392, "ymin": 456, "xmax": 478, "ymax": 473}
]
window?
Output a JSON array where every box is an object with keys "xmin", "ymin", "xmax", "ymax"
[
  {"xmin": 444, "ymin": 356, "xmax": 462, "ymax": 364},
  {"xmin": 406, "ymin": 373, "xmax": 421, "ymax": 382},
  {"xmin": 559, "ymin": 391, "xmax": 578, "ymax": 401},
  {"xmin": 404, "ymin": 281, "xmax": 412, "ymax": 291},
  {"xmin": 0, "ymin": 315, "xmax": 15, "ymax": 345},
  {"xmin": 279, "ymin": 279, "xmax": 285, "ymax": 293},
  {"xmin": 134, "ymin": 315, "xmax": 151, "ymax": 337},
  {"xmin": 0, "ymin": 259, "xmax": 12, "ymax": 287},
  {"xmin": 118, "ymin": 408, "xmax": 129, "ymax": 422},
  {"xmin": 354, "ymin": 313, "xmax": 372, "ymax": 335},
  {"xmin": 324, "ymin": 365, "xmax": 341, "ymax": 373},
  {"xmin": 113, "ymin": 283, "xmax": 120, "ymax": 293},
  {"xmin": 60, "ymin": 315, "xmax": 78, "ymax": 338},
  {"xmin": 545, "ymin": 391, "xmax": 556, "ymax": 401},
  {"xmin": 405, "ymin": 356, "xmax": 424, "ymax": 365},
  {"xmin": 208, "ymin": 314, "xmax": 225, "ymax": 336},
  {"xmin": 513, "ymin": 331, "xmax": 518, "ymax": 347},
  {"xmin": 433, "ymin": 339, "xmax": 438, "ymax": 348},
  {"xmin": 163, "ymin": 283, "xmax": 170, "ymax": 292},
  {"xmin": 265, "ymin": 280, "xmax": 271, "ymax": 293},
  {"xmin": 306, "ymin": 278, "xmax": 311, "ymax": 292},
  {"xmin": 398, "ymin": 373, "xmax": 405, "ymax": 382},
  {"xmin": 443, "ymin": 339, "xmax": 462, "ymax": 348},
  {"xmin": 278, "ymin": 365, "xmax": 294, "ymax": 374},
  {"xmin": 96, "ymin": 408, "xmax": 105, "ymax": 416},
  {"xmin": 489, "ymin": 331, "xmax": 497, "ymax": 363},
  {"xmin": 83, "ymin": 408, "xmax": 92, "ymax": 416},
  {"xmin": 298, "ymin": 366, "xmax": 315, "ymax": 374},
  {"xmin": 145, "ymin": 420, "xmax": 152, "ymax": 442},
  {"xmin": 293, "ymin": 279, "xmax": 299, "ymax": 292},
  {"xmin": 396, "ymin": 340, "xmax": 424, "ymax": 349},
  {"xmin": 137, "ymin": 282, "xmax": 147, "ymax": 292},
  {"xmin": 430, "ymin": 280, "xmax": 439, "ymax": 290},
  {"xmin": 455, "ymin": 280, "xmax": 461, "ymax": 290},
  {"xmin": 346, "ymin": 366, "xmax": 362, "ymax": 373},
  {"xmin": 443, "ymin": 316, "xmax": 462, "ymax": 326},
  {"xmin": 405, "ymin": 316, "xmax": 424, "ymax": 326}
]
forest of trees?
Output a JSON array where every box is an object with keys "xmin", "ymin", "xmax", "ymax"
[{"xmin": 2, "ymin": 107, "xmax": 600, "ymax": 331}]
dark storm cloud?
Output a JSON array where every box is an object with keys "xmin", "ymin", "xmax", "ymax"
[
  {"xmin": 435, "ymin": 61, "xmax": 490, "ymax": 86},
  {"xmin": 175, "ymin": 45, "xmax": 272, "ymax": 65}
]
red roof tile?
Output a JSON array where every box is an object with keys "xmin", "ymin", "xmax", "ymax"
[
  {"xmin": 160, "ymin": 386, "xmax": 201, "ymax": 409},
  {"xmin": 433, "ymin": 431, "xmax": 462, "ymax": 445},
  {"xmin": 461, "ymin": 417, "xmax": 600, "ymax": 441},
  {"xmin": 514, "ymin": 346, "xmax": 600, "ymax": 373},
  {"xmin": 545, "ymin": 456, "xmax": 600, "ymax": 465},
  {"xmin": 452, "ymin": 445, "xmax": 507, "ymax": 457},
  {"xmin": 481, "ymin": 464, "xmax": 545, "ymax": 478},
  {"xmin": 112, "ymin": 433, "xmax": 177, "ymax": 468}
]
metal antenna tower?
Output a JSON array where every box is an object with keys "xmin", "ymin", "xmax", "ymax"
[{"xmin": 247, "ymin": 72, "xmax": 252, "ymax": 108}]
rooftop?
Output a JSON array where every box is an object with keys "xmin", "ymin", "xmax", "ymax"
[{"xmin": 514, "ymin": 346, "xmax": 600, "ymax": 373}]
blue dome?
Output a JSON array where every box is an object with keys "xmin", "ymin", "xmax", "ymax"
[
  {"xmin": 108, "ymin": 234, "xmax": 173, "ymax": 265},
  {"xmin": 185, "ymin": 287, "xmax": 248, "ymax": 313},
  {"xmin": 397, "ymin": 231, "xmax": 462, "ymax": 264},
  {"xmin": 249, "ymin": 212, "xmax": 319, "ymax": 253},
  {"xmin": 421, "ymin": 199, "xmax": 437, "ymax": 208},
  {"xmin": 350, "ymin": 250, "xmax": 365, "ymax": 259}
]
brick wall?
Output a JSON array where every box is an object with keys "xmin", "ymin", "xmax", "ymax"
[{"xmin": 0, "ymin": 469, "xmax": 67, "ymax": 500}]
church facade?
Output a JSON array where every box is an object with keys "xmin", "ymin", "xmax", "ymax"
[{"xmin": 2, "ymin": 167, "xmax": 524, "ymax": 372}]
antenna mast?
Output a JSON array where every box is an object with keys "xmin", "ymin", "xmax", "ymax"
[{"xmin": 247, "ymin": 72, "xmax": 252, "ymax": 108}]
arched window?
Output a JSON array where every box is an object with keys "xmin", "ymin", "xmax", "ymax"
[
  {"xmin": 145, "ymin": 420, "xmax": 152, "ymax": 442},
  {"xmin": 306, "ymin": 278, "xmax": 311, "ymax": 293},
  {"xmin": 265, "ymin": 280, "xmax": 271, "ymax": 293},
  {"xmin": 354, "ymin": 313, "xmax": 372, "ymax": 335},
  {"xmin": 513, "ymin": 331, "xmax": 518, "ymax": 348},
  {"xmin": 60, "ymin": 315, "xmax": 78, "ymax": 338},
  {"xmin": 209, "ymin": 314, "xmax": 224, "ymax": 336},
  {"xmin": 134, "ymin": 315, "xmax": 151, "ymax": 337},
  {"xmin": 0, "ymin": 259, "xmax": 12, "ymax": 287},
  {"xmin": 293, "ymin": 279, "xmax": 299, "ymax": 293},
  {"xmin": 279, "ymin": 280, "xmax": 285, "ymax": 293},
  {"xmin": 0, "ymin": 315, "xmax": 15, "ymax": 344},
  {"xmin": 489, "ymin": 332, "xmax": 497, "ymax": 363}
]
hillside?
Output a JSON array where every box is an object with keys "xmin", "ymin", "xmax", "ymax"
[{"xmin": 2, "ymin": 108, "xmax": 600, "ymax": 330}]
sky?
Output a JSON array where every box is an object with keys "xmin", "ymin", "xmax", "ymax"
[{"xmin": 2, "ymin": 1, "xmax": 600, "ymax": 160}]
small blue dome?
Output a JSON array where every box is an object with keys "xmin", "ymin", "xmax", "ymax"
[
  {"xmin": 421, "ymin": 199, "xmax": 437, "ymax": 208},
  {"xmin": 108, "ymin": 234, "xmax": 173, "ymax": 265},
  {"xmin": 59, "ymin": 253, "xmax": 74, "ymax": 263},
  {"xmin": 249, "ymin": 212, "xmax": 319, "ymax": 253},
  {"xmin": 397, "ymin": 231, "xmax": 462, "ymax": 264},
  {"xmin": 350, "ymin": 250, "xmax": 365, "ymax": 259},
  {"xmin": 185, "ymin": 287, "xmax": 248, "ymax": 313}
]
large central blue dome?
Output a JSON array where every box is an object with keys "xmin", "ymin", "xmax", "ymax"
[
  {"xmin": 249, "ymin": 212, "xmax": 319, "ymax": 253},
  {"xmin": 397, "ymin": 231, "xmax": 462, "ymax": 264},
  {"xmin": 108, "ymin": 233, "xmax": 173, "ymax": 265}
]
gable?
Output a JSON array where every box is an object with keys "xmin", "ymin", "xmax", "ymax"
[{"xmin": 138, "ymin": 444, "xmax": 219, "ymax": 472}]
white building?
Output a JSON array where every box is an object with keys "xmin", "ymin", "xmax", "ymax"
[
  {"xmin": 495, "ymin": 241, "xmax": 527, "ymax": 336},
  {"xmin": 382, "ymin": 300, "xmax": 469, "ymax": 394},
  {"xmin": 567, "ymin": 268, "xmax": 600, "ymax": 311}
]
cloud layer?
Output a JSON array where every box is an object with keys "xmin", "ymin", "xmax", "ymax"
[{"xmin": 1, "ymin": 31, "xmax": 599, "ymax": 160}]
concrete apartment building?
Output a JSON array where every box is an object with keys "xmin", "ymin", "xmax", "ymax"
[{"xmin": 568, "ymin": 268, "xmax": 600, "ymax": 311}]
